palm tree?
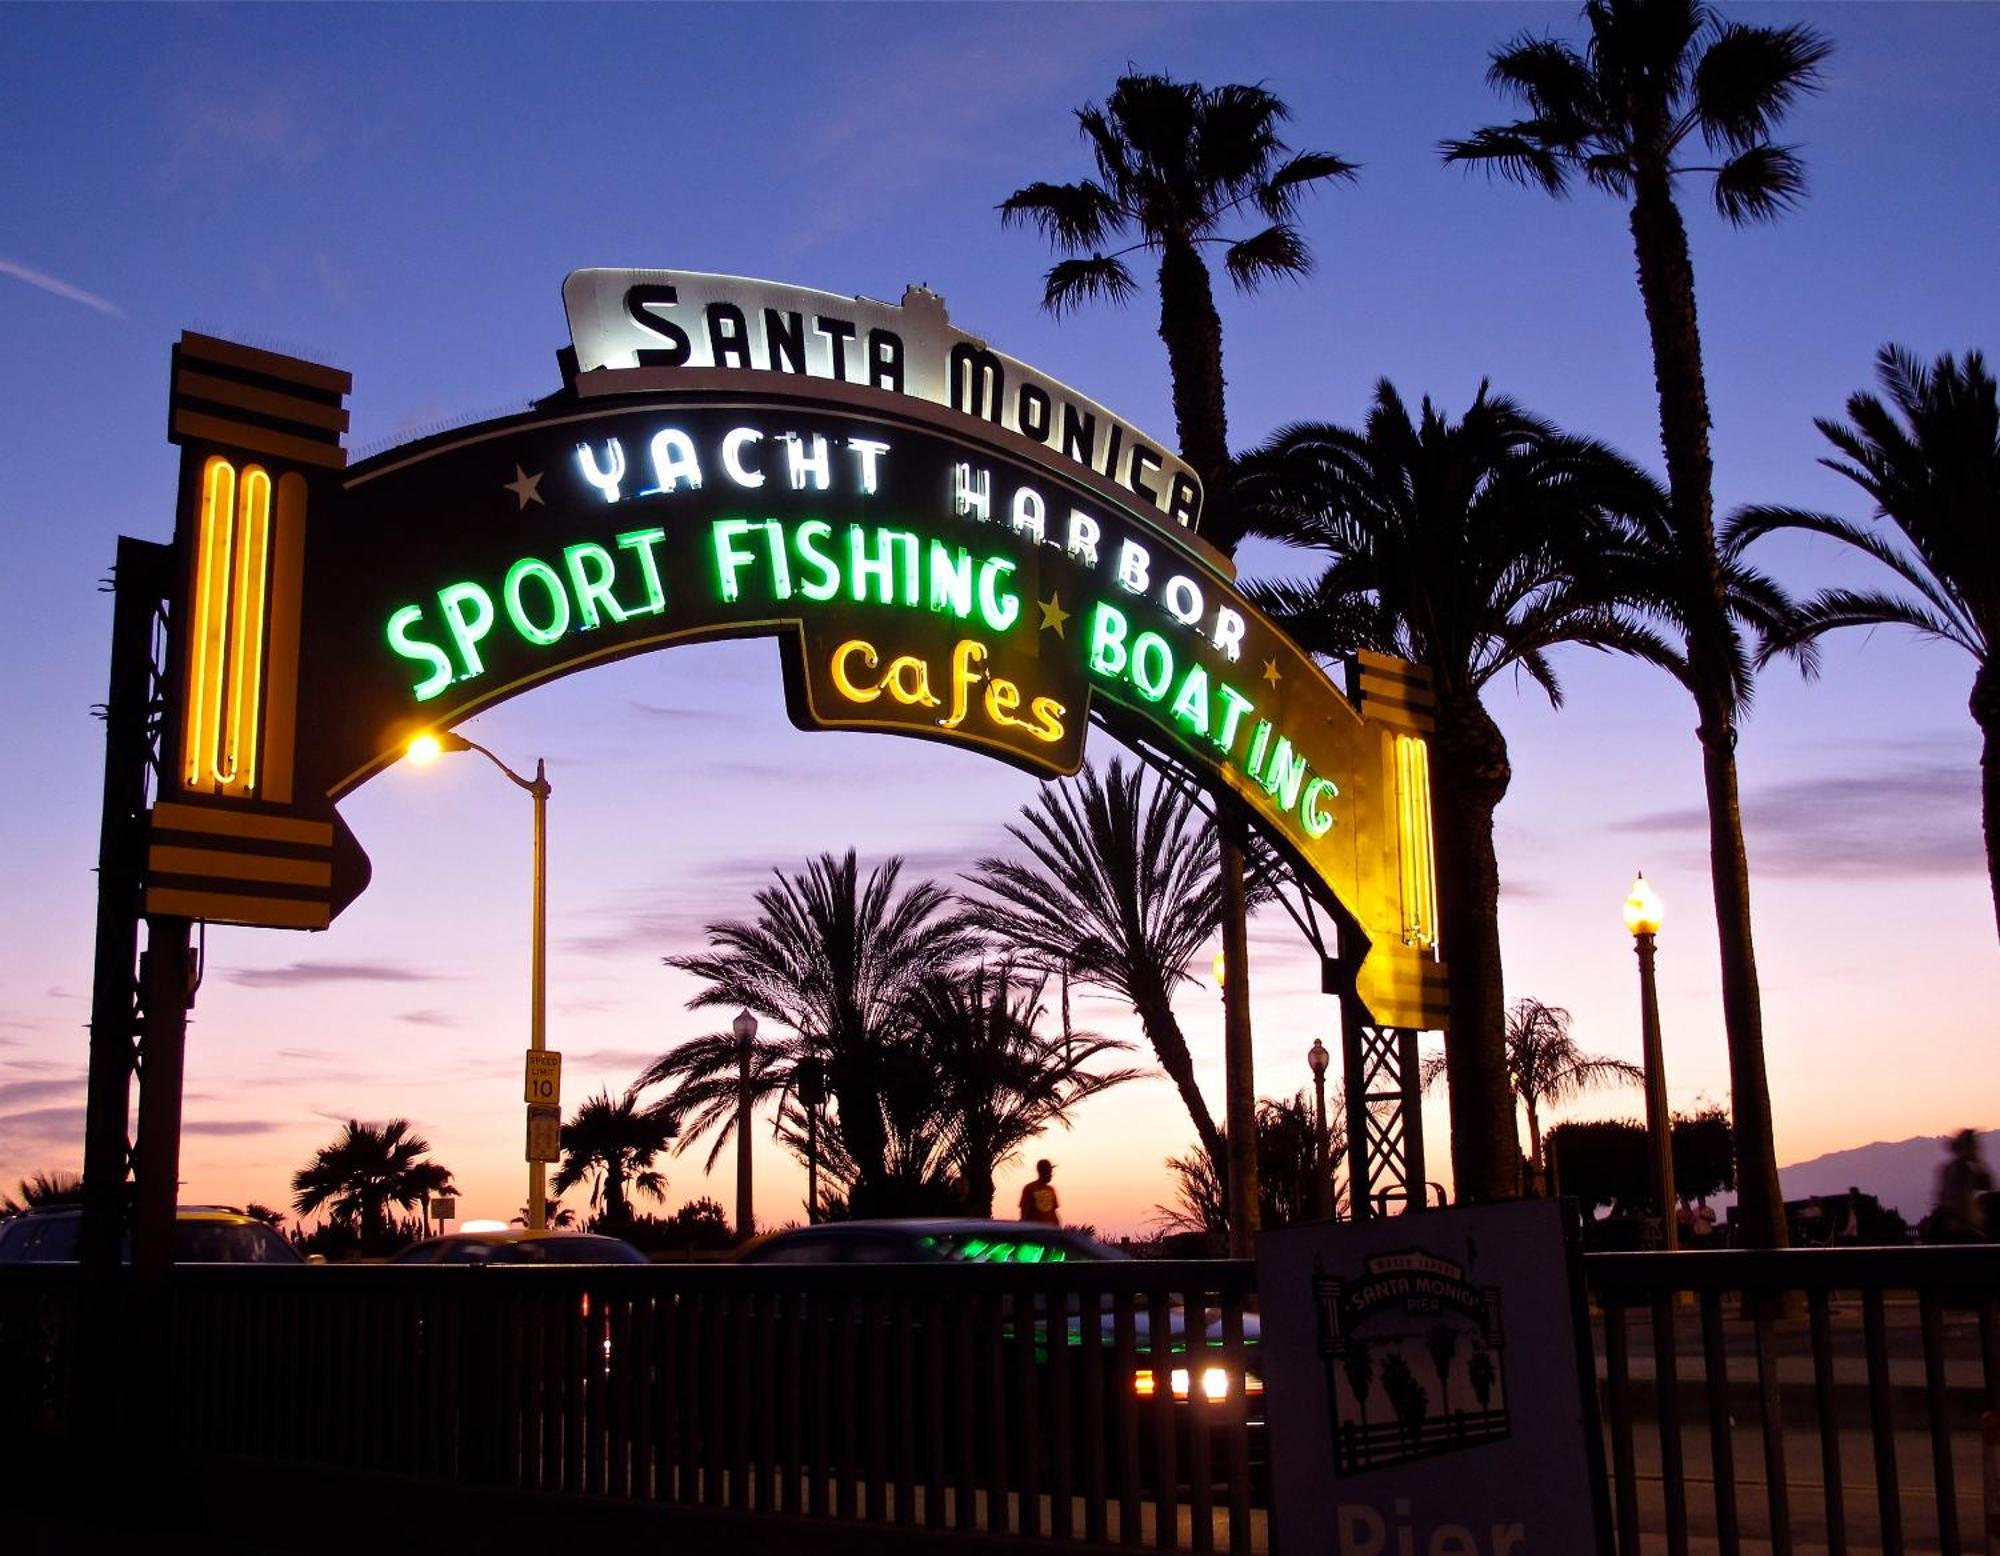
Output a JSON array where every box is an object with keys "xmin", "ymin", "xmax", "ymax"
[
  {"xmin": 553, "ymin": 1089, "xmax": 673, "ymax": 1227},
  {"xmin": 640, "ymin": 850, "xmax": 977, "ymax": 1206},
  {"xmin": 1442, "ymin": 0, "xmax": 1831, "ymax": 1250},
  {"xmin": 963, "ymin": 759, "xmax": 1238, "ymax": 1168},
  {"xmin": 1002, "ymin": 72, "xmax": 1357, "ymax": 1248},
  {"xmin": 1236, "ymin": 381, "xmax": 1668, "ymax": 1201},
  {"xmin": 1423, "ymin": 999, "xmax": 1644, "ymax": 1193},
  {"xmin": 290, "ymin": 1119, "xmax": 453, "ymax": 1254},
  {"xmin": 1728, "ymin": 346, "xmax": 2000, "ymax": 936},
  {"xmin": 242, "ymin": 1202, "xmax": 286, "ymax": 1231},
  {"xmin": 1155, "ymin": 1088, "xmax": 1348, "ymax": 1235},
  {"xmin": 3, "ymin": 1170, "xmax": 85, "ymax": 1214},
  {"xmin": 1426, "ymin": 1323, "xmax": 1460, "ymax": 1415},
  {"xmin": 901, "ymin": 962, "xmax": 1141, "ymax": 1215}
]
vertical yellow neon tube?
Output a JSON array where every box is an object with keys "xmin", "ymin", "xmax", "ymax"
[
  {"xmin": 218, "ymin": 466, "xmax": 272, "ymax": 794},
  {"xmin": 1395, "ymin": 733, "xmax": 1438, "ymax": 949},
  {"xmin": 259, "ymin": 472, "xmax": 308, "ymax": 806},
  {"xmin": 183, "ymin": 457, "xmax": 237, "ymax": 792}
]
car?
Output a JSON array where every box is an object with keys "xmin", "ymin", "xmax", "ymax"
[
  {"xmin": 735, "ymin": 1218, "xmax": 1127, "ymax": 1266},
  {"xmin": 0, "ymin": 1205, "xmax": 302, "ymax": 1265},
  {"xmin": 391, "ymin": 1229, "xmax": 647, "ymax": 1265}
]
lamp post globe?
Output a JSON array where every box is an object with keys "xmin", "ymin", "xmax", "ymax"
[
  {"xmin": 1307, "ymin": 1037, "xmax": 1332, "ymax": 1220},
  {"xmin": 1625, "ymin": 872, "xmax": 1677, "ymax": 1251}
]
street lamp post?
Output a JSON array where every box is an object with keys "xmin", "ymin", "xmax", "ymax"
[
  {"xmin": 1307, "ymin": 1038, "xmax": 1332, "ymax": 1220},
  {"xmin": 1623, "ymin": 873, "xmax": 1678, "ymax": 1252},
  {"xmin": 408, "ymin": 730, "xmax": 552, "ymax": 1229},
  {"xmin": 733, "ymin": 1009, "xmax": 757, "ymax": 1243}
]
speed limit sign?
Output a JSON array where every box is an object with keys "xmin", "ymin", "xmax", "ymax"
[{"xmin": 525, "ymin": 1049, "xmax": 562, "ymax": 1106}]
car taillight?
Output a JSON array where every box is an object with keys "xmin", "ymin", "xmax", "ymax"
[{"xmin": 1135, "ymin": 1367, "xmax": 1233, "ymax": 1401}]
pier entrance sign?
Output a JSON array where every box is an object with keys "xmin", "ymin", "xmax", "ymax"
[{"xmin": 138, "ymin": 270, "xmax": 1446, "ymax": 1030}]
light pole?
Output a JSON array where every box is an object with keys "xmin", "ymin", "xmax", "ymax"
[
  {"xmin": 1307, "ymin": 1038, "xmax": 1332, "ymax": 1220},
  {"xmin": 733, "ymin": 1009, "xmax": 757, "ymax": 1243},
  {"xmin": 408, "ymin": 730, "xmax": 551, "ymax": 1229},
  {"xmin": 1623, "ymin": 872, "xmax": 1678, "ymax": 1252}
]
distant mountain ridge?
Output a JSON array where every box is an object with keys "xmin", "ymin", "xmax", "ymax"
[{"xmin": 1779, "ymin": 1129, "xmax": 1996, "ymax": 1220}]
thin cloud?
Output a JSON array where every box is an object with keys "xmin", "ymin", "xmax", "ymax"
[
  {"xmin": 566, "ymin": 1046, "xmax": 666, "ymax": 1071},
  {"xmin": 396, "ymin": 1008, "xmax": 462, "ymax": 1029},
  {"xmin": 183, "ymin": 1120, "xmax": 280, "ymax": 1137},
  {"xmin": 0, "ymin": 256, "xmax": 123, "ymax": 318},
  {"xmin": 226, "ymin": 961, "xmax": 446, "ymax": 989},
  {"xmin": 157, "ymin": 78, "xmax": 323, "ymax": 193},
  {"xmin": 0, "ymin": 1076, "xmax": 85, "ymax": 1110},
  {"xmin": 1612, "ymin": 761, "xmax": 1980, "ymax": 879},
  {"xmin": 0, "ymin": 1105, "xmax": 88, "ymax": 1148},
  {"xmin": 627, "ymin": 700, "xmax": 730, "ymax": 723}
]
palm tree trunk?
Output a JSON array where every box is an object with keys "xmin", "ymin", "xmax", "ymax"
[
  {"xmin": 1427, "ymin": 690, "xmax": 1519, "ymax": 1202},
  {"xmin": 1135, "ymin": 982, "xmax": 1225, "ymax": 1171},
  {"xmin": 1525, "ymin": 1104, "xmax": 1543, "ymax": 1195},
  {"xmin": 1154, "ymin": 240, "xmax": 1232, "ymax": 540},
  {"xmin": 1975, "ymin": 666, "xmax": 2000, "ymax": 940},
  {"xmin": 1628, "ymin": 168, "xmax": 1788, "ymax": 1252},
  {"xmin": 1219, "ymin": 812, "xmax": 1260, "ymax": 1253}
]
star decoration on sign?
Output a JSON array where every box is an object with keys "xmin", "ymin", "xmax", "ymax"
[
  {"xmin": 1037, "ymin": 592, "xmax": 1070, "ymax": 637},
  {"xmin": 1262, "ymin": 658, "xmax": 1282, "ymax": 688},
  {"xmin": 504, "ymin": 465, "xmax": 545, "ymax": 510}
]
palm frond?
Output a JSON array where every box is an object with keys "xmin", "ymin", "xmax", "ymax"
[
  {"xmin": 1693, "ymin": 21, "xmax": 1832, "ymax": 153},
  {"xmin": 997, "ymin": 179, "xmax": 1124, "ymax": 252},
  {"xmin": 1223, "ymin": 224, "xmax": 1312, "ymax": 291},
  {"xmin": 1439, "ymin": 126, "xmax": 1572, "ymax": 196},
  {"xmin": 1042, "ymin": 255, "xmax": 1139, "ymax": 317},
  {"xmin": 1707, "ymin": 143, "xmax": 1807, "ymax": 224}
]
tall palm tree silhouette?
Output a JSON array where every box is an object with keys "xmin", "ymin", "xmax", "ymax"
[
  {"xmin": 1729, "ymin": 346, "xmax": 2000, "ymax": 938},
  {"xmin": 290, "ymin": 1119, "xmax": 453, "ymax": 1253},
  {"xmin": 553, "ymin": 1090, "xmax": 672, "ymax": 1227},
  {"xmin": 1443, "ymin": 0, "xmax": 1831, "ymax": 1250}
]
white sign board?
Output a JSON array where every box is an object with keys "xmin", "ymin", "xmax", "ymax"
[
  {"xmin": 525, "ymin": 1104, "xmax": 561, "ymax": 1164},
  {"xmin": 1256, "ymin": 1199, "xmax": 1609, "ymax": 1555},
  {"xmin": 562, "ymin": 268, "xmax": 1205, "ymax": 533}
]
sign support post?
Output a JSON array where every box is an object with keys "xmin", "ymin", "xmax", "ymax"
[{"xmin": 529, "ymin": 757, "xmax": 549, "ymax": 1228}]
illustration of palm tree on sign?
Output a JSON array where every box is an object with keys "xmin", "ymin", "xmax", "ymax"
[
  {"xmin": 1426, "ymin": 1323, "xmax": 1459, "ymax": 1415},
  {"xmin": 1380, "ymin": 1351, "xmax": 1430, "ymax": 1452},
  {"xmin": 1469, "ymin": 1347, "xmax": 1497, "ymax": 1416},
  {"xmin": 1341, "ymin": 1337, "xmax": 1376, "ymax": 1431}
]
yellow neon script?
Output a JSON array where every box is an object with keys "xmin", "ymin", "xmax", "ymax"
[
  {"xmin": 1395, "ymin": 733, "xmax": 1438, "ymax": 948},
  {"xmin": 183, "ymin": 457, "xmax": 274, "ymax": 795},
  {"xmin": 830, "ymin": 636, "xmax": 1064, "ymax": 745}
]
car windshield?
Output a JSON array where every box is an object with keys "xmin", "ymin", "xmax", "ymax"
[
  {"xmin": 174, "ymin": 1222, "xmax": 300, "ymax": 1264},
  {"xmin": 431, "ymin": 1236, "xmax": 645, "ymax": 1264}
]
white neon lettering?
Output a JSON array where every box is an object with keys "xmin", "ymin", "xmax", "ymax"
[
  {"xmin": 642, "ymin": 428, "xmax": 702, "ymax": 495},
  {"xmin": 1065, "ymin": 510, "xmax": 1100, "ymax": 568},
  {"xmin": 1010, "ymin": 485, "xmax": 1046, "ymax": 543},
  {"xmin": 575, "ymin": 439, "xmax": 627, "ymax": 503},
  {"xmin": 1212, "ymin": 607, "xmax": 1247, "ymax": 662},
  {"xmin": 1116, "ymin": 539, "xmax": 1151, "ymax": 595},
  {"xmin": 953, "ymin": 462, "xmax": 991, "ymax": 521},
  {"xmin": 784, "ymin": 432, "xmax": 831, "ymax": 491},
  {"xmin": 1162, "ymin": 575, "xmax": 1204, "ymax": 625},
  {"xmin": 848, "ymin": 438, "xmax": 889, "ymax": 494},
  {"xmin": 722, "ymin": 427, "xmax": 766, "ymax": 488}
]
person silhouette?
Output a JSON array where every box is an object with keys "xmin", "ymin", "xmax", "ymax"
[
  {"xmin": 1930, "ymin": 1129, "xmax": 1993, "ymax": 1242},
  {"xmin": 1019, "ymin": 1159, "xmax": 1060, "ymax": 1225}
]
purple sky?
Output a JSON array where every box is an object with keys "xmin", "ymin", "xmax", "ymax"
[{"xmin": 3, "ymin": 4, "xmax": 1995, "ymax": 1236}]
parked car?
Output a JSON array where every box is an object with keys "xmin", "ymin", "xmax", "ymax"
[
  {"xmin": 392, "ymin": 1229, "xmax": 646, "ymax": 1265},
  {"xmin": 0, "ymin": 1205, "xmax": 300, "ymax": 1265},
  {"xmin": 736, "ymin": 1218, "xmax": 1127, "ymax": 1267}
]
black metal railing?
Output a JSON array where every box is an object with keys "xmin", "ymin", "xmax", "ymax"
[{"xmin": 4, "ymin": 1243, "xmax": 1996, "ymax": 1554}]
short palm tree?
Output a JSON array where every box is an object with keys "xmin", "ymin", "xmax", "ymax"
[
  {"xmin": 640, "ymin": 850, "xmax": 977, "ymax": 1206},
  {"xmin": 962, "ymin": 760, "xmax": 1239, "ymax": 1169},
  {"xmin": 5, "ymin": 1170, "xmax": 84, "ymax": 1213},
  {"xmin": 1443, "ymin": 0, "xmax": 1832, "ymax": 1250},
  {"xmin": 1236, "ymin": 380, "xmax": 1667, "ymax": 1201},
  {"xmin": 902, "ymin": 961, "xmax": 1141, "ymax": 1215},
  {"xmin": 553, "ymin": 1089, "xmax": 673, "ymax": 1227},
  {"xmin": 1728, "ymin": 346, "xmax": 2000, "ymax": 937},
  {"xmin": 1423, "ymin": 999, "xmax": 1643, "ymax": 1192},
  {"xmin": 290, "ymin": 1120, "xmax": 453, "ymax": 1253}
]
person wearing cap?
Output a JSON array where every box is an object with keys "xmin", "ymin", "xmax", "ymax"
[{"xmin": 1019, "ymin": 1159, "xmax": 1060, "ymax": 1225}]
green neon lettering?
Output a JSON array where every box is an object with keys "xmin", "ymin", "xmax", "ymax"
[
  {"xmin": 1301, "ymin": 776, "xmax": 1339, "ymax": 838},
  {"xmin": 563, "ymin": 542, "xmax": 630, "ymax": 630},
  {"xmin": 387, "ymin": 605, "xmax": 454, "ymax": 702},
  {"xmin": 794, "ymin": 519, "xmax": 840, "ymax": 601},
  {"xmin": 928, "ymin": 541, "xmax": 973, "ymax": 619},
  {"xmin": 712, "ymin": 518, "xmax": 760, "ymax": 603},
  {"xmin": 976, "ymin": 557, "xmax": 1020, "ymax": 633},
  {"xmin": 1130, "ymin": 632, "xmax": 1174, "ymax": 702},
  {"xmin": 616, "ymin": 527, "xmax": 668, "ymax": 616},
  {"xmin": 1244, "ymin": 719, "xmax": 1272, "ymax": 782},
  {"xmin": 1169, "ymin": 665, "xmax": 1211, "ymax": 738},
  {"xmin": 762, "ymin": 520, "xmax": 793, "ymax": 600},
  {"xmin": 1215, "ymin": 683, "xmax": 1255, "ymax": 755},
  {"xmin": 437, "ymin": 582, "xmax": 494, "ymax": 681},
  {"xmin": 1088, "ymin": 602, "xmax": 1130, "ymax": 677},
  {"xmin": 1261, "ymin": 737, "xmax": 1309, "ymax": 811},
  {"xmin": 504, "ymin": 558, "xmax": 570, "ymax": 646},
  {"xmin": 848, "ymin": 525, "xmax": 900, "ymax": 605}
]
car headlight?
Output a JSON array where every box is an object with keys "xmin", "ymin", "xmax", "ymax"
[{"xmin": 1134, "ymin": 1365, "xmax": 1242, "ymax": 1401}]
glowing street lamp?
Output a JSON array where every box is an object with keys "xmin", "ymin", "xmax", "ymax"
[
  {"xmin": 1624, "ymin": 872, "xmax": 1678, "ymax": 1252},
  {"xmin": 1307, "ymin": 1037, "xmax": 1333, "ymax": 1220},
  {"xmin": 407, "ymin": 729, "xmax": 553, "ymax": 1229}
]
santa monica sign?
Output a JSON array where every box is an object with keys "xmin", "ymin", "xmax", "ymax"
[{"xmin": 142, "ymin": 271, "xmax": 1447, "ymax": 1029}]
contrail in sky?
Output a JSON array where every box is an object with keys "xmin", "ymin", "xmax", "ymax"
[{"xmin": 0, "ymin": 256, "xmax": 123, "ymax": 317}]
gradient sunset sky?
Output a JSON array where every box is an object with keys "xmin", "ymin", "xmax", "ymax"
[{"xmin": 3, "ymin": 3, "xmax": 1995, "ymax": 1237}]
